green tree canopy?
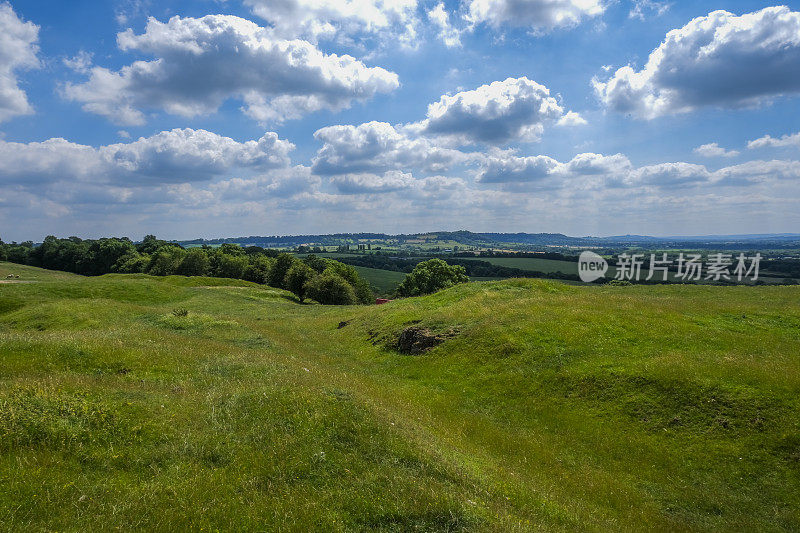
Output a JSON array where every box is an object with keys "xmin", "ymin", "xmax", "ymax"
[{"xmin": 396, "ymin": 258, "xmax": 469, "ymax": 297}]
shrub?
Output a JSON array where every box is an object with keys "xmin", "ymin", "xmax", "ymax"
[
  {"xmin": 242, "ymin": 256, "xmax": 274, "ymax": 284},
  {"xmin": 214, "ymin": 254, "xmax": 249, "ymax": 279},
  {"xmin": 396, "ymin": 258, "xmax": 469, "ymax": 297},
  {"xmin": 113, "ymin": 252, "xmax": 150, "ymax": 273},
  {"xmin": 322, "ymin": 261, "xmax": 373, "ymax": 303},
  {"xmin": 304, "ymin": 272, "xmax": 357, "ymax": 305},
  {"xmin": 285, "ymin": 262, "xmax": 315, "ymax": 302},
  {"xmin": 177, "ymin": 249, "xmax": 210, "ymax": 277},
  {"xmin": 147, "ymin": 248, "xmax": 186, "ymax": 276},
  {"xmin": 268, "ymin": 253, "xmax": 296, "ymax": 289}
]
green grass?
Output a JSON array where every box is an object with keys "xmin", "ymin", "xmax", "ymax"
[
  {"xmin": 352, "ymin": 266, "xmax": 407, "ymax": 295},
  {"xmin": 1, "ymin": 262, "xmax": 799, "ymax": 531}
]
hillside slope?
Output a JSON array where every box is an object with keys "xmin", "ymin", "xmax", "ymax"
[{"xmin": 0, "ymin": 262, "xmax": 798, "ymax": 531}]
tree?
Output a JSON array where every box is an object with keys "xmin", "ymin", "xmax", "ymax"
[
  {"xmin": 219, "ymin": 243, "xmax": 245, "ymax": 256},
  {"xmin": 147, "ymin": 248, "xmax": 186, "ymax": 276},
  {"xmin": 396, "ymin": 258, "xmax": 469, "ymax": 297},
  {"xmin": 303, "ymin": 254, "xmax": 328, "ymax": 273},
  {"xmin": 177, "ymin": 248, "xmax": 211, "ymax": 276},
  {"xmin": 214, "ymin": 254, "xmax": 249, "ymax": 279},
  {"xmin": 113, "ymin": 252, "xmax": 149, "ymax": 273},
  {"xmin": 242, "ymin": 255, "xmax": 274, "ymax": 284},
  {"xmin": 322, "ymin": 261, "xmax": 373, "ymax": 303},
  {"xmin": 284, "ymin": 262, "xmax": 315, "ymax": 302},
  {"xmin": 268, "ymin": 253, "xmax": 296, "ymax": 289},
  {"xmin": 137, "ymin": 235, "xmax": 167, "ymax": 255},
  {"xmin": 86, "ymin": 238, "xmax": 136, "ymax": 275},
  {"xmin": 304, "ymin": 272, "xmax": 357, "ymax": 305}
]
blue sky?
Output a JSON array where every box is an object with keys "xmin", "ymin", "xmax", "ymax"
[{"xmin": 1, "ymin": 0, "xmax": 800, "ymax": 241}]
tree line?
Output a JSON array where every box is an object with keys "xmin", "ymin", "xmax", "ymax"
[
  {"xmin": 329, "ymin": 253, "xmax": 581, "ymax": 282},
  {"xmin": 0, "ymin": 236, "xmax": 372, "ymax": 305}
]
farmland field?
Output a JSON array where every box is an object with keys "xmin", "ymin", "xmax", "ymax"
[
  {"xmin": 351, "ymin": 266, "xmax": 406, "ymax": 295},
  {"xmin": 1, "ymin": 262, "xmax": 799, "ymax": 531}
]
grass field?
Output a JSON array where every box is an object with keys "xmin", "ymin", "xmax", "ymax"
[
  {"xmin": 1, "ymin": 262, "xmax": 799, "ymax": 531},
  {"xmin": 351, "ymin": 266, "xmax": 407, "ymax": 295}
]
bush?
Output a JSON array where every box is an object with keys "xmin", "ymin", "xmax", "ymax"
[
  {"xmin": 147, "ymin": 248, "xmax": 186, "ymax": 276},
  {"xmin": 322, "ymin": 261, "xmax": 373, "ymax": 303},
  {"xmin": 285, "ymin": 262, "xmax": 315, "ymax": 302},
  {"xmin": 242, "ymin": 256, "xmax": 274, "ymax": 284},
  {"xmin": 113, "ymin": 252, "xmax": 150, "ymax": 273},
  {"xmin": 304, "ymin": 272, "xmax": 357, "ymax": 305},
  {"xmin": 396, "ymin": 259, "xmax": 469, "ymax": 297},
  {"xmin": 269, "ymin": 253, "xmax": 296, "ymax": 289},
  {"xmin": 214, "ymin": 254, "xmax": 249, "ymax": 279},
  {"xmin": 177, "ymin": 249, "xmax": 210, "ymax": 277}
]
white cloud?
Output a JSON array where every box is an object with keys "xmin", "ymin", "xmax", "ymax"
[
  {"xmin": 629, "ymin": 0, "xmax": 670, "ymax": 21},
  {"xmin": 693, "ymin": 143, "xmax": 739, "ymax": 158},
  {"xmin": 477, "ymin": 153, "xmax": 560, "ymax": 184},
  {"xmin": 594, "ymin": 6, "xmax": 800, "ymax": 118},
  {"xmin": 556, "ymin": 110, "xmax": 587, "ymax": 126},
  {"xmin": 243, "ymin": 0, "xmax": 419, "ymax": 46},
  {"xmin": 0, "ymin": 2, "xmax": 40, "ymax": 123},
  {"xmin": 428, "ymin": 3, "xmax": 461, "ymax": 48},
  {"xmin": 63, "ymin": 50, "xmax": 93, "ymax": 74},
  {"xmin": 312, "ymin": 121, "xmax": 470, "ymax": 175},
  {"xmin": 714, "ymin": 159, "xmax": 800, "ymax": 186},
  {"xmin": 628, "ymin": 162, "xmax": 712, "ymax": 186},
  {"xmin": 561, "ymin": 152, "xmax": 632, "ymax": 175},
  {"xmin": 747, "ymin": 132, "xmax": 800, "ymax": 150},
  {"xmin": 63, "ymin": 14, "xmax": 400, "ymax": 126},
  {"xmin": 475, "ymin": 151, "xmax": 726, "ymax": 189},
  {"xmin": 0, "ymin": 128, "xmax": 293, "ymax": 186},
  {"xmin": 422, "ymin": 77, "xmax": 578, "ymax": 145},
  {"xmin": 210, "ymin": 166, "xmax": 320, "ymax": 200},
  {"xmin": 331, "ymin": 170, "xmax": 416, "ymax": 194},
  {"xmin": 465, "ymin": 0, "xmax": 604, "ymax": 33}
]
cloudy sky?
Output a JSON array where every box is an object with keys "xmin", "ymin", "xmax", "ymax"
[{"xmin": 2, "ymin": 0, "xmax": 800, "ymax": 241}]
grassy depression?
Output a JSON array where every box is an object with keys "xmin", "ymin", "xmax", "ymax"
[{"xmin": 0, "ymin": 262, "xmax": 798, "ymax": 531}]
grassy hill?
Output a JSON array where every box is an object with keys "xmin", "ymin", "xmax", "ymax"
[{"xmin": 1, "ymin": 262, "xmax": 799, "ymax": 531}]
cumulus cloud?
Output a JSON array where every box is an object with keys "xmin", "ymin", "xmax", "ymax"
[
  {"xmin": 422, "ymin": 77, "xmax": 579, "ymax": 145},
  {"xmin": 594, "ymin": 6, "xmax": 800, "ymax": 118},
  {"xmin": 331, "ymin": 170, "xmax": 416, "ymax": 194},
  {"xmin": 63, "ymin": 50, "xmax": 93, "ymax": 74},
  {"xmin": 714, "ymin": 159, "xmax": 800, "ymax": 185},
  {"xmin": 209, "ymin": 166, "xmax": 320, "ymax": 200},
  {"xmin": 244, "ymin": 0, "xmax": 419, "ymax": 46},
  {"xmin": 464, "ymin": 0, "xmax": 604, "ymax": 33},
  {"xmin": 627, "ymin": 162, "xmax": 712, "ymax": 186},
  {"xmin": 693, "ymin": 143, "xmax": 739, "ymax": 158},
  {"xmin": 629, "ymin": 0, "xmax": 670, "ymax": 21},
  {"xmin": 428, "ymin": 3, "xmax": 461, "ymax": 48},
  {"xmin": 0, "ymin": 2, "xmax": 40, "ymax": 123},
  {"xmin": 561, "ymin": 152, "xmax": 632, "ymax": 175},
  {"xmin": 747, "ymin": 132, "xmax": 800, "ymax": 150},
  {"xmin": 473, "ymin": 150, "xmax": 780, "ymax": 190},
  {"xmin": 63, "ymin": 14, "xmax": 400, "ymax": 125},
  {"xmin": 0, "ymin": 128, "xmax": 293, "ymax": 186},
  {"xmin": 312, "ymin": 121, "xmax": 471, "ymax": 175},
  {"xmin": 477, "ymin": 153, "xmax": 560, "ymax": 184}
]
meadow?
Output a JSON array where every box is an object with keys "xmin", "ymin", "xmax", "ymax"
[
  {"xmin": 351, "ymin": 266, "xmax": 407, "ymax": 296},
  {"xmin": 1, "ymin": 261, "xmax": 799, "ymax": 531}
]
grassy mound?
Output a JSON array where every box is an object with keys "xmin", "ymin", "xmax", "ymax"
[{"xmin": 0, "ymin": 262, "xmax": 798, "ymax": 530}]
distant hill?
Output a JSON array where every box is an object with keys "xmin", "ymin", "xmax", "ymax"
[{"xmin": 175, "ymin": 230, "xmax": 800, "ymax": 249}]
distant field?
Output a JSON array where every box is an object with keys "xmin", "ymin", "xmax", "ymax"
[
  {"xmin": 351, "ymin": 266, "xmax": 406, "ymax": 295},
  {"xmin": 462, "ymin": 256, "xmax": 579, "ymax": 274}
]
